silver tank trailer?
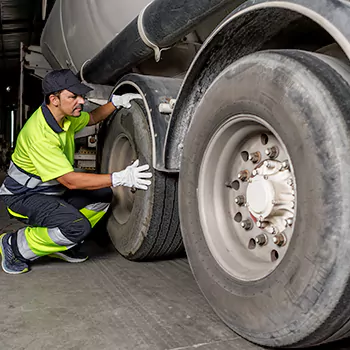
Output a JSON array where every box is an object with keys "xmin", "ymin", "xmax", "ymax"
[{"xmin": 41, "ymin": 0, "xmax": 153, "ymax": 73}]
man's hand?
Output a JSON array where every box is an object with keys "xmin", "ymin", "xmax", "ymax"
[
  {"xmin": 112, "ymin": 160, "xmax": 152, "ymax": 190},
  {"xmin": 111, "ymin": 93, "xmax": 142, "ymax": 109}
]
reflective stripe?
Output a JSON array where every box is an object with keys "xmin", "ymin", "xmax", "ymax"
[
  {"xmin": 80, "ymin": 207, "xmax": 108, "ymax": 228},
  {"xmin": 0, "ymin": 183, "xmax": 13, "ymax": 195},
  {"xmin": 26, "ymin": 177, "xmax": 42, "ymax": 189},
  {"xmin": 7, "ymin": 162, "xmax": 31, "ymax": 186},
  {"xmin": 1, "ymin": 168, "xmax": 65, "ymax": 196},
  {"xmin": 7, "ymin": 161, "xmax": 62, "ymax": 190},
  {"xmin": 80, "ymin": 202, "xmax": 110, "ymax": 228},
  {"xmin": 0, "ymin": 177, "xmax": 29, "ymax": 195},
  {"xmin": 38, "ymin": 179, "xmax": 60, "ymax": 187},
  {"xmin": 85, "ymin": 202, "xmax": 109, "ymax": 212},
  {"xmin": 47, "ymin": 227, "xmax": 74, "ymax": 246},
  {"xmin": 37, "ymin": 190, "xmax": 66, "ymax": 196},
  {"xmin": 23, "ymin": 226, "xmax": 72, "ymax": 258},
  {"xmin": 17, "ymin": 228, "xmax": 39, "ymax": 261},
  {"xmin": 79, "ymin": 203, "xmax": 110, "ymax": 227},
  {"xmin": 7, "ymin": 207, "xmax": 28, "ymax": 219}
]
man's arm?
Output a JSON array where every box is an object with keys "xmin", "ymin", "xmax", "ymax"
[
  {"xmin": 87, "ymin": 102, "xmax": 116, "ymax": 126},
  {"xmin": 87, "ymin": 93, "xmax": 142, "ymax": 126},
  {"xmin": 57, "ymin": 172, "xmax": 112, "ymax": 190}
]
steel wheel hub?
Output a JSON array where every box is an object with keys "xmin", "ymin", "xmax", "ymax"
[
  {"xmin": 198, "ymin": 114, "xmax": 296, "ymax": 281},
  {"xmin": 247, "ymin": 176, "xmax": 275, "ymax": 218}
]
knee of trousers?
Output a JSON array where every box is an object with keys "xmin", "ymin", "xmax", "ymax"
[{"xmin": 60, "ymin": 215, "xmax": 92, "ymax": 243}]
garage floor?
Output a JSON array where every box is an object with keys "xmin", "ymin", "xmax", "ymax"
[{"xmin": 0, "ymin": 201, "xmax": 350, "ymax": 349}]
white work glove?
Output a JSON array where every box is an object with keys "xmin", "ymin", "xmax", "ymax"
[
  {"xmin": 111, "ymin": 93, "xmax": 142, "ymax": 109},
  {"xmin": 112, "ymin": 160, "xmax": 152, "ymax": 190}
]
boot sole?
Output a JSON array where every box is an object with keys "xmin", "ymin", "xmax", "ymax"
[{"xmin": 49, "ymin": 252, "xmax": 88, "ymax": 263}]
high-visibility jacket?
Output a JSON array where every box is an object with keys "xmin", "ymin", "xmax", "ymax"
[{"xmin": 0, "ymin": 103, "xmax": 90, "ymax": 196}]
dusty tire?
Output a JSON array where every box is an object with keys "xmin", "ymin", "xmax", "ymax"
[
  {"xmin": 101, "ymin": 102, "xmax": 183, "ymax": 260},
  {"xmin": 179, "ymin": 50, "xmax": 350, "ymax": 347}
]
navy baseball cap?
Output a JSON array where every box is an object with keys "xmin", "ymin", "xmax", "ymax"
[{"xmin": 42, "ymin": 69, "xmax": 93, "ymax": 96}]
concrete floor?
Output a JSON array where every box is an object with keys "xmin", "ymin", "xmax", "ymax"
[{"xmin": 0, "ymin": 202, "xmax": 350, "ymax": 349}]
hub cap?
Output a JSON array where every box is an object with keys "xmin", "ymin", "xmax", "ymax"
[{"xmin": 198, "ymin": 115, "xmax": 296, "ymax": 281}]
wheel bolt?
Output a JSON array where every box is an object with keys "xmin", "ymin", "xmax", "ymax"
[
  {"xmin": 285, "ymin": 218, "xmax": 293, "ymax": 227},
  {"xmin": 257, "ymin": 221, "xmax": 268, "ymax": 229},
  {"xmin": 255, "ymin": 234, "xmax": 268, "ymax": 246},
  {"xmin": 281, "ymin": 160, "xmax": 290, "ymax": 170},
  {"xmin": 265, "ymin": 146, "xmax": 279, "ymax": 159},
  {"xmin": 264, "ymin": 160, "xmax": 274, "ymax": 169},
  {"xmin": 238, "ymin": 170, "xmax": 249, "ymax": 182},
  {"xmin": 249, "ymin": 152, "xmax": 260, "ymax": 164},
  {"xmin": 235, "ymin": 195, "xmax": 245, "ymax": 206},
  {"xmin": 241, "ymin": 219, "xmax": 253, "ymax": 230},
  {"xmin": 273, "ymin": 233, "xmax": 287, "ymax": 247},
  {"xmin": 287, "ymin": 178, "xmax": 293, "ymax": 186},
  {"xmin": 266, "ymin": 225, "xmax": 277, "ymax": 235}
]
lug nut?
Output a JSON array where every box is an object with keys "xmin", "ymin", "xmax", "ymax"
[
  {"xmin": 267, "ymin": 148, "xmax": 279, "ymax": 159},
  {"xmin": 281, "ymin": 160, "xmax": 290, "ymax": 170},
  {"xmin": 273, "ymin": 233, "xmax": 287, "ymax": 247},
  {"xmin": 241, "ymin": 219, "xmax": 253, "ymax": 230},
  {"xmin": 235, "ymin": 195, "xmax": 245, "ymax": 206},
  {"xmin": 265, "ymin": 146, "xmax": 279, "ymax": 159},
  {"xmin": 249, "ymin": 152, "xmax": 260, "ymax": 164},
  {"xmin": 287, "ymin": 178, "xmax": 293, "ymax": 186},
  {"xmin": 257, "ymin": 221, "xmax": 268, "ymax": 229},
  {"xmin": 285, "ymin": 218, "xmax": 293, "ymax": 227},
  {"xmin": 255, "ymin": 234, "xmax": 268, "ymax": 246},
  {"xmin": 252, "ymin": 169, "xmax": 258, "ymax": 176},
  {"xmin": 266, "ymin": 225, "xmax": 277, "ymax": 235},
  {"xmin": 264, "ymin": 160, "xmax": 275, "ymax": 169},
  {"xmin": 238, "ymin": 170, "xmax": 249, "ymax": 182}
]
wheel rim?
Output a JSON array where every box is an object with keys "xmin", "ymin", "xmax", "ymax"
[
  {"xmin": 198, "ymin": 114, "xmax": 296, "ymax": 281},
  {"xmin": 108, "ymin": 134, "xmax": 136, "ymax": 225}
]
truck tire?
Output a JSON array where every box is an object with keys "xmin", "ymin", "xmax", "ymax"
[
  {"xmin": 101, "ymin": 102, "xmax": 183, "ymax": 260},
  {"xmin": 179, "ymin": 50, "xmax": 350, "ymax": 348}
]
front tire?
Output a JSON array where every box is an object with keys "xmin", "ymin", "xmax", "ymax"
[
  {"xmin": 179, "ymin": 50, "xmax": 350, "ymax": 347},
  {"xmin": 101, "ymin": 102, "xmax": 183, "ymax": 260}
]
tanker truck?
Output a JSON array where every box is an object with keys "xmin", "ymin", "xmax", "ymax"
[{"xmin": 37, "ymin": 0, "xmax": 350, "ymax": 348}]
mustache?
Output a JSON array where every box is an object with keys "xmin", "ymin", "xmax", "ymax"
[{"xmin": 74, "ymin": 104, "xmax": 84, "ymax": 111}]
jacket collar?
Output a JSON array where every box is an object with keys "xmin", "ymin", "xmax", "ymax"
[{"xmin": 41, "ymin": 103, "xmax": 64, "ymax": 133}]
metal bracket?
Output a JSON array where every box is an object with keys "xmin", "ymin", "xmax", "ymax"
[{"xmin": 23, "ymin": 45, "xmax": 52, "ymax": 79}]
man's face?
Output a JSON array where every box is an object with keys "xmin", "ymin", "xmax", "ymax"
[{"xmin": 52, "ymin": 90, "xmax": 85, "ymax": 117}]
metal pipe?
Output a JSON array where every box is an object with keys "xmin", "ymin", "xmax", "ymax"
[{"xmin": 81, "ymin": 0, "xmax": 244, "ymax": 85}]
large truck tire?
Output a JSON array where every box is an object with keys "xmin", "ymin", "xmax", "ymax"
[
  {"xmin": 101, "ymin": 102, "xmax": 183, "ymax": 260},
  {"xmin": 179, "ymin": 50, "xmax": 350, "ymax": 348}
]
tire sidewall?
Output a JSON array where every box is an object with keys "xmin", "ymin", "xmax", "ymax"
[
  {"xmin": 101, "ymin": 102, "xmax": 155, "ymax": 258},
  {"xmin": 180, "ymin": 51, "xmax": 350, "ymax": 345}
]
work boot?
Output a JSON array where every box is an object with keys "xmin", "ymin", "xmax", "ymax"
[
  {"xmin": 0, "ymin": 233, "xmax": 29, "ymax": 274},
  {"xmin": 49, "ymin": 245, "xmax": 88, "ymax": 263}
]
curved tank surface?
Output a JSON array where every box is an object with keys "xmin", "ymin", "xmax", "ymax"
[{"xmin": 41, "ymin": 0, "xmax": 152, "ymax": 72}]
